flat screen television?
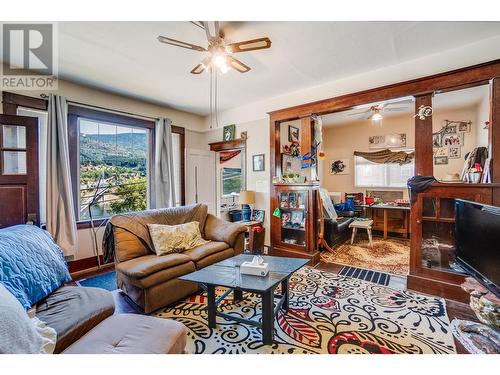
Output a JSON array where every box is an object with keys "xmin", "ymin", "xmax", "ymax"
[{"xmin": 455, "ymin": 199, "xmax": 500, "ymax": 297}]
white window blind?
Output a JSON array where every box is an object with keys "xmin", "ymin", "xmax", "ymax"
[{"xmin": 354, "ymin": 155, "xmax": 414, "ymax": 188}]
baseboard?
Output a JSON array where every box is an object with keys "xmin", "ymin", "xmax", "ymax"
[{"xmin": 68, "ymin": 255, "xmax": 113, "ymax": 274}]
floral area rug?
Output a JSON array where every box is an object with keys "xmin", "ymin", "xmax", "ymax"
[
  {"xmin": 152, "ymin": 267, "xmax": 455, "ymax": 354},
  {"xmin": 321, "ymin": 237, "xmax": 410, "ymax": 276}
]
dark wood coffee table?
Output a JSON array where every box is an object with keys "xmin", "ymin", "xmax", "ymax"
[{"xmin": 179, "ymin": 254, "xmax": 308, "ymax": 345}]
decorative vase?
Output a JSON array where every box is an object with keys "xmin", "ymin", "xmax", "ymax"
[{"xmin": 468, "ymin": 172, "xmax": 481, "ymax": 183}]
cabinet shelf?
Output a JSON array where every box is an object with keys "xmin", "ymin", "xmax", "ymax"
[{"xmin": 422, "ymin": 217, "xmax": 455, "ymax": 223}]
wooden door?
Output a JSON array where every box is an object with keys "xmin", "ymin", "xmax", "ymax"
[{"xmin": 0, "ymin": 114, "xmax": 39, "ymax": 228}]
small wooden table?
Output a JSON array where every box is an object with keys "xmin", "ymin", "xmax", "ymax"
[
  {"xmin": 361, "ymin": 204, "xmax": 410, "ymax": 239},
  {"xmin": 349, "ymin": 219, "xmax": 374, "ymax": 245},
  {"xmin": 236, "ymin": 220, "xmax": 264, "ymax": 253}
]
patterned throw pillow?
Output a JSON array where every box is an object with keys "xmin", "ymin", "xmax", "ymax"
[{"xmin": 147, "ymin": 222, "xmax": 209, "ymax": 256}]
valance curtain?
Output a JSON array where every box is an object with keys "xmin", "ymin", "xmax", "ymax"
[
  {"xmin": 353, "ymin": 149, "xmax": 414, "ymax": 165},
  {"xmin": 46, "ymin": 95, "xmax": 78, "ymax": 256},
  {"xmin": 153, "ymin": 117, "xmax": 176, "ymax": 208},
  {"xmin": 220, "ymin": 149, "xmax": 241, "ymax": 163}
]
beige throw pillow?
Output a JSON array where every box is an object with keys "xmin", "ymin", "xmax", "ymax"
[{"xmin": 147, "ymin": 221, "xmax": 209, "ymax": 256}]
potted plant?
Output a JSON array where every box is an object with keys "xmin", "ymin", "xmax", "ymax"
[{"xmin": 468, "ymin": 163, "xmax": 483, "ymax": 183}]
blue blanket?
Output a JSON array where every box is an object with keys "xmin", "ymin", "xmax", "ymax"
[{"xmin": 0, "ymin": 225, "xmax": 71, "ymax": 309}]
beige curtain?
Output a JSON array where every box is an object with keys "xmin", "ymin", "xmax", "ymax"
[
  {"xmin": 153, "ymin": 118, "xmax": 176, "ymax": 208},
  {"xmin": 354, "ymin": 149, "xmax": 414, "ymax": 165},
  {"xmin": 46, "ymin": 95, "xmax": 78, "ymax": 256}
]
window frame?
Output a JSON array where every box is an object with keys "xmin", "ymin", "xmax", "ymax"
[
  {"xmin": 354, "ymin": 152, "xmax": 415, "ymax": 189},
  {"xmin": 67, "ymin": 105, "xmax": 155, "ymax": 227}
]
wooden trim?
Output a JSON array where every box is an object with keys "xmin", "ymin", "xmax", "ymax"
[
  {"xmin": 268, "ymin": 59, "xmax": 500, "ymax": 121},
  {"xmin": 76, "ymin": 218, "xmax": 108, "ymax": 230},
  {"xmin": 67, "ymin": 105, "xmax": 154, "ymax": 129},
  {"xmin": 414, "ymin": 94, "xmax": 434, "ymax": 176},
  {"xmin": 491, "ymin": 77, "xmax": 500, "ymax": 184},
  {"xmin": 2, "ymin": 92, "xmax": 48, "ymax": 114},
  {"xmin": 209, "ymin": 138, "xmax": 246, "ymax": 151},
  {"xmin": 67, "ymin": 255, "xmax": 113, "ymax": 274}
]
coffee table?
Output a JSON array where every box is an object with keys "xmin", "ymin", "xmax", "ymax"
[{"xmin": 179, "ymin": 254, "xmax": 309, "ymax": 345}]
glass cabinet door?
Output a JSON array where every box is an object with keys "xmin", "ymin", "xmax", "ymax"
[
  {"xmin": 279, "ymin": 191, "xmax": 307, "ymax": 247},
  {"xmin": 420, "ymin": 196, "xmax": 466, "ymax": 275}
]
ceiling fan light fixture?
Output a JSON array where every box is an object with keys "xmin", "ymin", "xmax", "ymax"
[
  {"xmin": 371, "ymin": 111, "xmax": 383, "ymax": 122},
  {"xmin": 212, "ymin": 52, "xmax": 229, "ymax": 74}
]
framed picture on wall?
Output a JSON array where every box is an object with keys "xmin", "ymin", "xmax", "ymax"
[
  {"xmin": 368, "ymin": 133, "xmax": 406, "ymax": 149},
  {"xmin": 223, "ymin": 124, "xmax": 236, "ymax": 141},
  {"xmin": 251, "ymin": 209, "xmax": 265, "ymax": 223},
  {"xmin": 288, "ymin": 125, "xmax": 299, "ymax": 142},
  {"xmin": 458, "ymin": 122, "xmax": 471, "ymax": 132},
  {"xmin": 434, "ymin": 156, "xmax": 449, "ymax": 165},
  {"xmin": 442, "ymin": 133, "xmax": 463, "ymax": 146},
  {"xmin": 433, "ymin": 133, "xmax": 442, "ymax": 147},
  {"xmin": 252, "ymin": 154, "xmax": 265, "ymax": 171},
  {"xmin": 448, "ymin": 146, "xmax": 461, "ymax": 159},
  {"xmin": 329, "ymin": 159, "xmax": 350, "ymax": 175}
]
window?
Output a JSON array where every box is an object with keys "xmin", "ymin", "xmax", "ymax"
[
  {"xmin": 78, "ymin": 118, "xmax": 151, "ymax": 220},
  {"xmin": 222, "ymin": 167, "xmax": 242, "ymax": 196},
  {"xmin": 354, "ymin": 155, "xmax": 414, "ymax": 188}
]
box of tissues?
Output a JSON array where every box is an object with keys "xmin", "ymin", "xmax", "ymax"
[{"xmin": 240, "ymin": 256, "xmax": 269, "ymax": 277}]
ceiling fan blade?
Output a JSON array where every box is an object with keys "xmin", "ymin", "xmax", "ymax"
[
  {"xmin": 347, "ymin": 110, "xmax": 370, "ymax": 116},
  {"xmin": 157, "ymin": 36, "xmax": 206, "ymax": 52},
  {"xmin": 384, "ymin": 107, "xmax": 410, "ymax": 112},
  {"xmin": 190, "ymin": 57, "xmax": 211, "ymax": 74},
  {"xmin": 226, "ymin": 37, "xmax": 272, "ymax": 53},
  {"xmin": 190, "ymin": 63, "xmax": 205, "ymax": 74},
  {"xmin": 226, "ymin": 56, "xmax": 251, "ymax": 73}
]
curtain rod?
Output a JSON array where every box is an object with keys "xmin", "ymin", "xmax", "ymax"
[{"xmin": 40, "ymin": 93, "xmax": 162, "ymax": 123}]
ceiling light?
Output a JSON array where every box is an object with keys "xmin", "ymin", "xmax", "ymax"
[
  {"xmin": 212, "ymin": 52, "xmax": 229, "ymax": 74},
  {"xmin": 371, "ymin": 111, "xmax": 383, "ymax": 122}
]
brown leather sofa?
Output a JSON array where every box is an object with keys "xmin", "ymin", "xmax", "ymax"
[{"xmin": 104, "ymin": 204, "xmax": 247, "ymax": 313}]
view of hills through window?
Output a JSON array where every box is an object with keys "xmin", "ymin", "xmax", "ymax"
[{"xmin": 79, "ymin": 119, "xmax": 149, "ymax": 219}]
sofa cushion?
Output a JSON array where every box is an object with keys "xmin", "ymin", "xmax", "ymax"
[
  {"xmin": 147, "ymin": 222, "xmax": 209, "ymax": 255},
  {"xmin": 184, "ymin": 241, "xmax": 230, "ymax": 262},
  {"xmin": 116, "ymin": 253, "xmax": 191, "ymax": 279},
  {"xmin": 194, "ymin": 248, "xmax": 235, "ymax": 269},
  {"xmin": 118, "ymin": 261, "xmax": 196, "ymax": 289},
  {"xmin": 35, "ymin": 286, "xmax": 114, "ymax": 353},
  {"xmin": 113, "ymin": 226, "xmax": 151, "ymax": 263},
  {"xmin": 62, "ymin": 314, "xmax": 187, "ymax": 354}
]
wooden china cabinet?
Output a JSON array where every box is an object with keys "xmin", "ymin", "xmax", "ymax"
[{"xmin": 270, "ymin": 183, "xmax": 320, "ymax": 264}]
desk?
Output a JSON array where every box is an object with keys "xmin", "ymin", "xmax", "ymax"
[{"xmin": 361, "ymin": 204, "xmax": 410, "ymax": 239}]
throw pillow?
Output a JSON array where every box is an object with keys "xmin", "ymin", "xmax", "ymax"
[
  {"xmin": 148, "ymin": 221, "xmax": 209, "ymax": 256},
  {"xmin": 0, "ymin": 283, "xmax": 57, "ymax": 354},
  {"xmin": 0, "ymin": 225, "xmax": 72, "ymax": 309}
]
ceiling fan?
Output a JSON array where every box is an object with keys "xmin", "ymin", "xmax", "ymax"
[
  {"xmin": 157, "ymin": 21, "xmax": 272, "ymax": 74},
  {"xmin": 347, "ymin": 99, "xmax": 414, "ymax": 121}
]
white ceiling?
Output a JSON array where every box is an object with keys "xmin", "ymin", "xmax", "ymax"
[
  {"xmin": 322, "ymin": 84, "xmax": 490, "ymax": 127},
  {"xmin": 53, "ymin": 22, "xmax": 500, "ymax": 116}
]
